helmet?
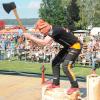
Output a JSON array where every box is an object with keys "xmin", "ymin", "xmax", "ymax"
[{"xmin": 35, "ymin": 19, "xmax": 51, "ymax": 35}]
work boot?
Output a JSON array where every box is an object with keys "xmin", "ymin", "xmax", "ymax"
[
  {"xmin": 67, "ymin": 88, "xmax": 79, "ymax": 95},
  {"xmin": 47, "ymin": 83, "xmax": 60, "ymax": 90}
]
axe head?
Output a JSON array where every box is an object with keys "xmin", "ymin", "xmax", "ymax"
[{"xmin": 3, "ymin": 2, "xmax": 16, "ymax": 14}]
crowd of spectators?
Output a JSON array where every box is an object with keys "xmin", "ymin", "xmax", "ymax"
[
  {"xmin": 0, "ymin": 29, "xmax": 100, "ymax": 73},
  {"xmin": 78, "ymin": 33, "xmax": 100, "ymax": 74},
  {"xmin": 0, "ymin": 31, "xmax": 60, "ymax": 63}
]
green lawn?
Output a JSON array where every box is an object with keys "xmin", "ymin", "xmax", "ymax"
[{"xmin": 0, "ymin": 60, "xmax": 100, "ymax": 77}]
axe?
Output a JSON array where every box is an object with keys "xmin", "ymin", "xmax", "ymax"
[
  {"xmin": 3, "ymin": 2, "xmax": 26, "ymax": 32},
  {"xmin": 3, "ymin": 2, "xmax": 39, "ymax": 46}
]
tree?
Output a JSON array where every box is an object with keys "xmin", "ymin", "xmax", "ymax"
[
  {"xmin": 77, "ymin": 0, "xmax": 100, "ymax": 28},
  {"xmin": 77, "ymin": 0, "xmax": 88, "ymax": 29},
  {"xmin": 39, "ymin": 0, "xmax": 80, "ymax": 31},
  {"xmin": 39, "ymin": 0, "xmax": 65, "ymax": 26},
  {"xmin": 93, "ymin": 3, "xmax": 100, "ymax": 26},
  {"xmin": 66, "ymin": 0, "xmax": 80, "ymax": 30}
]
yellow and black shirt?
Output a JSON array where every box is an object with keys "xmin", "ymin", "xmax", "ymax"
[{"xmin": 48, "ymin": 26, "xmax": 81, "ymax": 49}]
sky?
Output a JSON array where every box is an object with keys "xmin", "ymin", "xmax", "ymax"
[{"xmin": 0, "ymin": 0, "xmax": 42, "ymax": 19}]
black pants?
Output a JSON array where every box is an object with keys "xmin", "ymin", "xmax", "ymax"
[{"xmin": 52, "ymin": 46, "xmax": 82, "ymax": 88}]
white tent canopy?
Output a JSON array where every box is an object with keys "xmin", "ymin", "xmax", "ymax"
[
  {"xmin": 73, "ymin": 30, "xmax": 89, "ymax": 33},
  {"xmin": 90, "ymin": 27, "xmax": 100, "ymax": 36}
]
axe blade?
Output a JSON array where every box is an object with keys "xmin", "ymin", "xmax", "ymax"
[{"xmin": 3, "ymin": 2, "xmax": 16, "ymax": 14}]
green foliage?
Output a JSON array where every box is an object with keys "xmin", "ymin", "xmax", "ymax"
[
  {"xmin": 77, "ymin": 0, "xmax": 100, "ymax": 28},
  {"xmin": 77, "ymin": 0, "xmax": 88, "ymax": 29},
  {"xmin": 39, "ymin": 0, "xmax": 80, "ymax": 31},
  {"xmin": 68, "ymin": 0, "xmax": 80, "ymax": 22},
  {"xmin": 93, "ymin": 3, "xmax": 100, "ymax": 26},
  {"xmin": 39, "ymin": 0, "xmax": 65, "ymax": 26},
  {"xmin": 66, "ymin": 0, "xmax": 80, "ymax": 31},
  {"xmin": 39, "ymin": 0, "xmax": 100, "ymax": 30}
]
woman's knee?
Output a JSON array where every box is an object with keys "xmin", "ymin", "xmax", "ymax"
[{"xmin": 62, "ymin": 60, "xmax": 72, "ymax": 72}]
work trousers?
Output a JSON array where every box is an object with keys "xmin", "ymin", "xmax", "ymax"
[{"xmin": 52, "ymin": 46, "xmax": 82, "ymax": 88}]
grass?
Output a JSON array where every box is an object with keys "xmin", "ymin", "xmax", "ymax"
[{"xmin": 0, "ymin": 60, "xmax": 100, "ymax": 77}]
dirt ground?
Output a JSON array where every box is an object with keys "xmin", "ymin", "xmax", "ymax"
[
  {"xmin": 0, "ymin": 74, "xmax": 87, "ymax": 100},
  {"xmin": 0, "ymin": 74, "xmax": 41, "ymax": 100}
]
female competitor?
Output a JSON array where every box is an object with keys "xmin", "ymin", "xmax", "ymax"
[{"xmin": 23, "ymin": 19, "xmax": 82, "ymax": 95}]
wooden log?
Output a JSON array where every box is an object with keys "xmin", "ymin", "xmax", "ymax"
[
  {"xmin": 87, "ymin": 75, "xmax": 100, "ymax": 100},
  {"xmin": 42, "ymin": 84, "xmax": 80, "ymax": 100}
]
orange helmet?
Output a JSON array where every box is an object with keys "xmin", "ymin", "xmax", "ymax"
[{"xmin": 35, "ymin": 19, "xmax": 51, "ymax": 35}]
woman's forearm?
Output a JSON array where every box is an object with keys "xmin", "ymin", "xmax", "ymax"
[{"xmin": 23, "ymin": 33, "xmax": 45, "ymax": 46}]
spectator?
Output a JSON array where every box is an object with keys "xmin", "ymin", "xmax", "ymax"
[{"xmin": 91, "ymin": 49, "xmax": 100, "ymax": 74}]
